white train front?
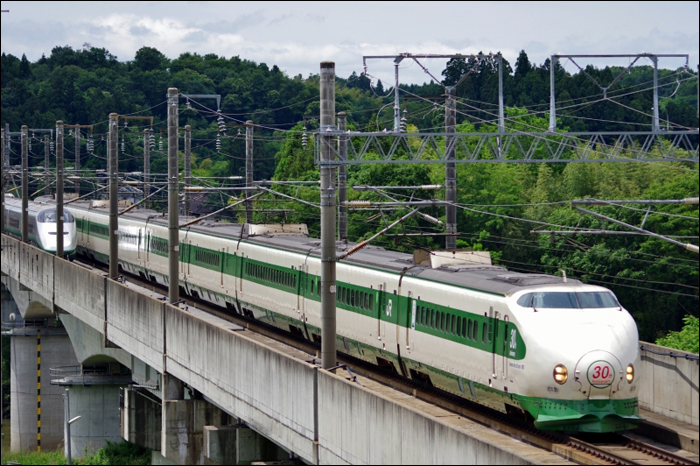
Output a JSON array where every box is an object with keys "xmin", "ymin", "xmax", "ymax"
[
  {"xmin": 45, "ymin": 196, "xmax": 643, "ymax": 433},
  {"xmin": 3, "ymin": 195, "xmax": 77, "ymax": 258}
]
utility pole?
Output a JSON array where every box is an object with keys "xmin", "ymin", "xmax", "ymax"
[
  {"xmin": 320, "ymin": 62, "xmax": 337, "ymax": 370},
  {"xmin": 44, "ymin": 135, "xmax": 50, "ymax": 196},
  {"xmin": 56, "ymin": 122, "xmax": 64, "ymax": 258},
  {"xmin": 184, "ymin": 125, "xmax": 191, "ymax": 216},
  {"xmin": 337, "ymin": 112, "xmax": 348, "ymax": 241},
  {"xmin": 651, "ymin": 56, "xmax": 659, "ymax": 132},
  {"xmin": 144, "ymin": 128, "xmax": 150, "ymax": 209},
  {"xmin": 108, "ymin": 114, "xmax": 119, "ymax": 279},
  {"xmin": 245, "ymin": 120, "xmax": 254, "ymax": 224},
  {"xmin": 167, "ymin": 88, "xmax": 180, "ymax": 305},
  {"xmin": 393, "ymin": 57, "xmax": 403, "ymax": 132},
  {"xmin": 63, "ymin": 125, "xmax": 92, "ymax": 196},
  {"xmin": 21, "ymin": 125, "xmax": 28, "ymax": 243},
  {"xmin": 74, "ymin": 127, "xmax": 80, "ymax": 195},
  {"xmin": 549, "ymin": 55, "xmax": 558, "ymax": 132},
  {"xmin": 445, "ymin": 87, "xmax": 457, "ymax": 250}
]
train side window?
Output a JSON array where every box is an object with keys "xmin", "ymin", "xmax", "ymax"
[
  {"xmin": 462, "ymin": 318, "xmax": 467, "ymax": 339},
  {"xmin": 311, "ymin": 280, "xmax": 314, "ymax": 295},
  {"xmin": 430, "ymin": 309, "xmax": 435, "ymax": 329},
  {"xmin": 439, "ymin": 312, "xmax": 444, "ymax": 332},
  {"xmin": 482, "ymin": 322, "xmax": 488, "ymax": 344},
  {"xmin": 451, "ymin": 315, "xmax": 456, "ymax": 335},
  {"xmin": 369, "ymin": 294, "xmax": 374, "ymax": 312}
]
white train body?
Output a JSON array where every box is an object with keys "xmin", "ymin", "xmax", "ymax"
[
  {"xmin": 3, "ymin": 195, "xmax": 77, "ymax": 257},
  {"xmin": 55, "ymin": 198, "xmax": 640, "ymax": 433}
]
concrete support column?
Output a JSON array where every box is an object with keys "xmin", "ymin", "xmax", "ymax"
[
  {"xmin": 74, "ymin": 128, "xmax": 80, "ymax": 196},
  {"xmin": 21, "ymin": 125, "xmax": 28, "ymax": 243},
  {"xmin": 245, "ymin": 120, "xmax": 254, "ymax": 224},
  {"xmin": 204, "ymin": 425, "xmax": 289, "ymax": 465},
  {"xmin": 184, "ymin": 125, "xmax": 191, "ymax": 217},
  {"xmin": 10, "ymin": 329, "xmax": 79, "ymax": 452},
  {"xmin": 108, "ymin": 114, "xmax": 118, "ymax": 280},
  {"xmin": 121, "ymin": 388, "xmax": 162, "ymax": 451},
  {"xmin": 56, "ymin": 121, "xmax": 65, "ymax": 258},
  {"xmin": 167, "ymin": 88, "xmax": 179, "ymax": 305},
  {"xmin": 44, "ymin": 135, "xmax": 50, "ymax": 197},
  {"xmin": 319, "ymin": 61, "xmax": 337, "ymax": 370},
  {"xmin": 444, "ymin": 87, "xmax": 457, "ymax": 250},
  {"xmin": 63, "ymin": 384, "xmax": 127, "ymax": 456},
  {"xmin": 143, "ymin": 129, "xmax": 150, "ymax": 209},
  {"xmin": 161, "ymin": 374, "xmax": 228, "ymax": 465}
]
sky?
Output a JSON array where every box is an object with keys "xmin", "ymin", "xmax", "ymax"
[{"xmin": 1, "ymin": 1, "xmax": 698, "ymax": 85}]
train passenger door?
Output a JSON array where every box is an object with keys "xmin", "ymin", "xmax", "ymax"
[
  {"xmin": 376, "ymin": 284, "xmax": 386, "ymax": 342},
  {"xmin": 298, "ymin": 265, "xmax": 307, "ymax": 321},
  {"xmin": 220, "ymin": 247, "xmax": 227, "ymax": 288},
  {"xmin": 137, "ymin": 229, "xmax": 142, "ymax": 261},
  {"xmin": 491, "ymin": 307, "xmax": 508, "ymax": 381},
  {"xmin": 404, "ymin": 292, "xmax": 416, "ymax": 354},
  {"xmin": 145, "ymin": 231, "xmax": 150, "ymax": 265},
  {"xmin": 79, "ymin": 215, "xmax": 86, "ymax": 246}
]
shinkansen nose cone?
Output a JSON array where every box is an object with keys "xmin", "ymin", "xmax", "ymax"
[{"xmin": 36, "ymin": 207, "xmax": 77, "ymax": 254}]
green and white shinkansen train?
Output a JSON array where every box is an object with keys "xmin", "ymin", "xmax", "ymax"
[{"xmin": 36, "ymin": 195, "xmax": 642, "ymax": 433}]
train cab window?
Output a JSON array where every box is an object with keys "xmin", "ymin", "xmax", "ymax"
[
  {"xmin": 516, "ymin": 294, "xmax": 533, "ymax": 307},
  {"xmin": 519, "ymin": 292, "xmax": 620, "ymax": 309},
  {"xmin": 576, "ymin": 292, "xmax": 620, "ymax": 308},
  {"xmin": 38, "ymin": 209, "xmax": 74, "ymax": 223}
]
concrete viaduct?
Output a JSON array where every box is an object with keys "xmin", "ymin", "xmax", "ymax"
[{"xmin": 2, "ymin": 234, "xmax": 698, "ymax": 464}]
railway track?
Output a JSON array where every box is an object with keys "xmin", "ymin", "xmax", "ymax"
[{"xmin": 78, "ymin": 258, "xmax": 698, "ymax": 466}]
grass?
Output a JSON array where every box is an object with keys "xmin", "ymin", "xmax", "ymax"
[{"xmin": 2, "ymin": 440, "xmax": 150, "ymax": 465}]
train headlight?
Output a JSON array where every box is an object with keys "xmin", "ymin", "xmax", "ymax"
[
  {"xmin": 553, "ymin": 364, "xmax": 568, "ymax": 385},
  {"xmin": 626, "ymin": 364, "xmax": 634, "ymax": 383}
]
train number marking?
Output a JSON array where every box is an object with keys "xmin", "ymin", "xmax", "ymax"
[
  {"xmin": 587, "ymin": 360, "xmax": 615, "ymax": 388},
  {"xmin": 509, "ymin": 329, "xmax": 517, "ymax": 350},
  {"xmin": 386, "ymin": 300, "xmax": 392, "ymax": 317}
]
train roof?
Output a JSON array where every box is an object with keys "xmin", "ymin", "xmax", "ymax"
[{"xmin": 35, "ymin": 196, "xmax": 583, "ymax": 297}]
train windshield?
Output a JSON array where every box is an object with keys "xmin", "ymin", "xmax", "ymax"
[
  {"xmin": 37, "ymin": 209, "xmax": 74, "ymax": 223},
  {"xmin": 517, "ymin": 292, "xmax": 619, "ymax": 309}
]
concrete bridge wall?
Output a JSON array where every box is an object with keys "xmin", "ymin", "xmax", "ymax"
[{"xmin": 637, "ymin": 342, "xmax": 699, "ymax": 426}]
